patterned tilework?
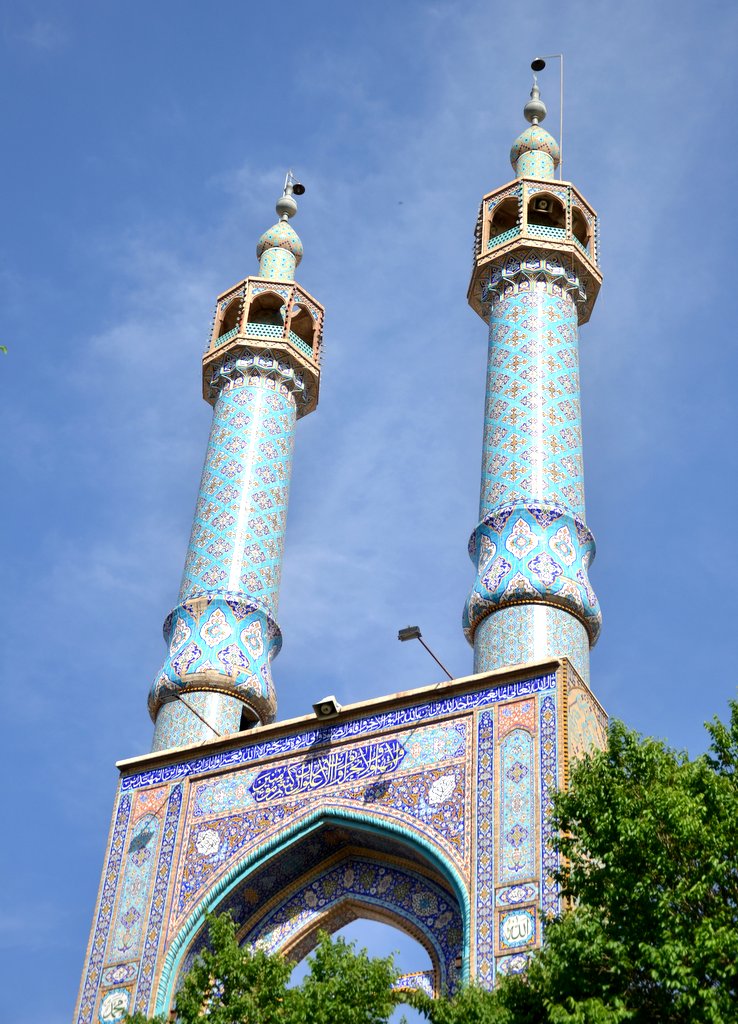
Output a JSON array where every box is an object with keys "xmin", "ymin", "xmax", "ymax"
[
  {"xmin": 567, "ymin": 682, "xmax": 608, "ymax": 764},
  {"xmin": 152, "ymin": 692, "xmax": 244, "ymax": 752},
  {"xmin": 473, "ymin": 604, "xmax": 590, "ymax": 685},
  {"xmin": 172, "ymin": 720, "xmax": 469, "ymax": 924},
  {"xmin": 256, "ymin": 220, "xmax": 303, "ymax": 266},
  {"xmin": 150, "ymin": 377, "xmax": 296, "ymax": 739},
  {"xmin": 77, "ymin": 673, "xmax": 575, "ymax": 1017},
  {"xmin": 464, "ymin": 253, "xmax": 600, "ymax": 673},
  {"xmin": 510, "ymin": 125, "xmax": 560, "ymax": 179},
  {"xmin": 539, "ymin": 695, "xmax": 559, "ymax": 920},
  {"xmin": 259, "ymin": 247, "xmax": 297, "ymax": 280},
  {"xmin": 170, "ymin": 826, "xmax": 443, "ymax": 990},
  {"xmin": 498, "ymin": 906, "xmax": 536, "ymax": 950},
  {"xmin": 499, "ymin": 728, "xmax": 535, "ymax": 883},
  {"xmin": 134, "ymin": 785, "xmax": 183, "ymax": 1012},
  {"xmin": 126, "ymin": 674, "xmax": 556, "ymax": 793},
  {"xmin": 244, "ymin": 856, "xmax": 463, "ymax": 993},
  {"xmin": 394, "ymin": 971, "xmax": 436, "ymax": 997},
  {"xmin": 464, "ymin": 501, "xmax": 600, "ymax": 649},
  {"xmin": 475, "ymin": 710, "xmax": 495, "ymax": 986},
  {"xmin": 106, "ymin": 814, "xmax": 160, "ymax": 962},
  {"xmin": 76, "ymin": 794, "xmax": 132, "ymax": 1024},
  {"xmin": 179, "ymin": 383, "xmax": 295, "ymax": 612},
  {"xmin": 479, "ymin": 287, "xmax": 584, "ymax": 519}
]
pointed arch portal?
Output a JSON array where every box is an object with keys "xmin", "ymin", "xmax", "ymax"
[{"xmin": 157, "ymin": 812, "xmax": 467, "ymax": 1013}]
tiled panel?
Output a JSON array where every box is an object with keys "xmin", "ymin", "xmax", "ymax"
[
  {"xmin": 479, "ymin": 288, "xmax": 584, "ymax": 520},
  {"xmin": 473, "ymin": 604, "xmax": 590, "ymax": 685}
]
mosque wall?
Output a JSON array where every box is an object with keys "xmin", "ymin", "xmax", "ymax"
[{"xmin": 74, "ymin": 660, "xmax": 598, "ymax": 1023}]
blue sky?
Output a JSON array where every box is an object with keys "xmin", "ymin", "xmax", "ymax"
[{"xmin": 2, "ymin": 1, "xmax": 737, "ymax": 1020}]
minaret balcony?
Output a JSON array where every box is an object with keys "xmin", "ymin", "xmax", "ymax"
[
  {"xmin": 201, "ymin": 276, "xmax": 324, "ymax": 413},
  {"xmin": 468, "ymin": 178, "xmax": 602, "ymax": 325}
]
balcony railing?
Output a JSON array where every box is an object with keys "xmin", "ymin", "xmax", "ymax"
[
  {"xmin": 527, "ymin": 224, "xmax": 567, "ymax": 240},
  {"xmin": 488, "ymin": 226, "xmax": 521, "ymax": 249},
  {"xmin": 214, "ymin": 321, "xmax": 314, "ymax": 359}
]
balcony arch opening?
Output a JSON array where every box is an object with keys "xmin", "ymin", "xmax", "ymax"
[
  {"xmin": 290, "ymin": 304, "xmax": 315, "ymax": 353},
  {"xmin": 527, "ymin": 193, "xmax": 565, "ymax": 230},
  {"xmin": 489, "ymin": 197, "xmax": 519, "ymax": 240},
  {"xmin": 218, "ymin": 297, "xmax": 242, "ymax": 339},
  {"xmin": 247, "ymin": 291, "xmax": 285, "ymax": 329},
  {"xmin": 572, "ymin": 206, "xmax": 590, "ymax": 249}
]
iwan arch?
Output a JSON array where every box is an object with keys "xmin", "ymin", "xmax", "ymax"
[{"xmin": 75, "ymin": 69, "xmax": 608, "ymax": 1024}]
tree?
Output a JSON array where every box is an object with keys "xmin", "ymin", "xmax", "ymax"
[
  {"xmin": 495, "ymin": 705, "xmax": 738, "ymax": 1023},
  {"xmin": 124, "ymin": 912, "xmax": 400, "ymax": 1024}
]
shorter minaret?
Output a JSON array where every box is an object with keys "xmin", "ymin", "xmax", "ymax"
[
  {"xmin": 149, "ymin": 176, "xmax": 324, "ymax": 750},
  {"xmin": 464, "ymin": 73, "xmax": 602, "ymax": 684}
]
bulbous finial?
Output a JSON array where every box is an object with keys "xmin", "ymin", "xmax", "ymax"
[
  {"xmin": 256, "ymin": 171, "xmax": 306, "ymax": 280},
  {"xmin": 510, "ymin": 66, "xmax": 559, "ymax": 180},
  {"xmin": 276, "ymin": 192, "xmax": 298, "ymax": 220},
  {"xmin": 524, "ymin": 80, "xmax": 547, "ymax": 126}
]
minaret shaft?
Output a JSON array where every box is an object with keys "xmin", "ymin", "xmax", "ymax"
[
  {"xmin": 148, "ymin": 179, "xmax": 323, "ymax": 750},
  {"xmin": 479, "ymin": 286, "xmax": 584, "ymax": 522},
  {"xmin": 464, "ymin": 79, "xmax": 602, "ymax": 684},
  {"xmin": 150, "ymin": 380, "xmax": 295, "ymax": 750},
  {"xmin": 471, "ymin": 282, "xmax": 590, "ymax": 682}
]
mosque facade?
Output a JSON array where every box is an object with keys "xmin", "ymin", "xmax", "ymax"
[{"xmin": 74, "ymin": 74, "xmax": 608, "ymax": 1024}]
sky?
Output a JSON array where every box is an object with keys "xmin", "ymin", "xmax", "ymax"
[{"xmin": 1, "ymin": 0, "xmax": 737, "ymax": 1021}]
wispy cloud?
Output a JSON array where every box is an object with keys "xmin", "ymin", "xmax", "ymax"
[{"xmin": 16, "ymin": 16, "xmax": 68, "ymax": 51}]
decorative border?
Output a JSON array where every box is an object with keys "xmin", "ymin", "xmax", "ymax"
[
  {"xmin": 539, "ymin": 695, "xmax": 559, "ymax": 919},
  {"xmin": 123, "ymin": 674, "xmax": 556, "ymax": 792},
  {"xmin": 76, "ymin": 794, "xmax": 132, "ymax": 1024},
  {"xmin": 474, "ymin": 710, "xmax": 495, "ymax": 987},
  {"xmin": 134, "ymin": 785, "xmax": 183, "ymax": 1012}
]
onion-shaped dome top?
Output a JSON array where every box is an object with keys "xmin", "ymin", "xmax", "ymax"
[
  {"xmin": 510, "ymin": 124, "xmax": 560, "ymax": 171},
  {"xmin": 256, "ymin": 220, "xmax": 304, "ymax": 264}
]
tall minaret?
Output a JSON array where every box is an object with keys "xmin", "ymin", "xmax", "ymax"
[
  {"xmin": 464, "ymin": 71, "xmax": 602, "ymax": 685},
  {"xmin": 149, "ymin": 176, "xmax": 324, "ymax": 750}
]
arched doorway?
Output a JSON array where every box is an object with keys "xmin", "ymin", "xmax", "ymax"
[{"xmin": 159, "ymin": 814, "xmax": 467, "ymax": 1014}]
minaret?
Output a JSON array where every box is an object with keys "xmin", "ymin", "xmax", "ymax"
[
  {"xmin": 463, "ymin": 72, "xmax": 602, "ymax": 685},
  {"xmin": 149, "ymin": 175, "xmax": 324, "ymax": 750}
]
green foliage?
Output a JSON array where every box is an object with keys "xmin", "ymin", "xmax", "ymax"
[
  {"xmin": 501, "ymin": 708, "xmax": 738, "ymax": 1023},
  {"xmin": 125, "ymin": 912, "xmax": 399, "ymax": 1024}
]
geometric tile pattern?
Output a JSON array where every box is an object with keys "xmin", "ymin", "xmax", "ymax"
[
  {"xmin": 127, "ymin": 673, "xmax": 557, "ymax": 793},
  {"xmin": 499, "ymin": 727, "xmax": 535, "ymax": 884},
  {"xmin": 173, "ymin": 719, "xmax": 470, "ymax": 923},
  {"xmin": 465, "ymin": 256, "xmax": 600, "ymax": 676},
  {"xmin": 473, "ymin": 604, "xmax": 590, "ymax": 686},
  {"xmin": 149, "ymin": 377, "xmax": 296, "ymax": 743},
  {"xmin": 243, "ymin": 856, "xmax": 463, "ymax": 994},
  {"xmin": 474, "ymin": 710, "xmax": 495, "ymax": 987},
  {"xmin": 179, "ymin": 382, "xmax": 295, "ymax": 614},
  {"xmin": 567, "ymin": 681, "xmax": 608, "ymax": 764},
  {"xmin": 107, "ymin": 813, "xmax": 160, "ymax": 964},
  {"xmin": 478, "ymin": 287, "xmax": 584, "ymax": 521},
  {"xmin": 76, "ymin": 795, "xmax": 132, "ymax": 1024},
  {"xmin": 134, "ymin": 784, "xmax": 183, "ymax": 1012},
  {"xmin": 149, "ymin": 691, "xmax": 244, "ymax": 752},
  {"xmin": 150, "ymin": 593, "xmax": 281, "ymax": 739},
  {"xmin": 465, "ymin": 501, "xmax": 600, "ymax": 649},
  {"xmin": 510, "ymin": 124, "xmax": 560, "ymax": 179},
  {"xmin": 539, "ymin": 695, "xmax": 559, "ymax": 921}
]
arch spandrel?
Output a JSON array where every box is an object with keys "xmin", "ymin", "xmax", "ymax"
[
  {"xmin": 167, "ymin": 717, "xmax": 472, "ymax": 939},
  {"xmin": 158, "ymin": 812, "xmax": 469, "ymax": 1014}
]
